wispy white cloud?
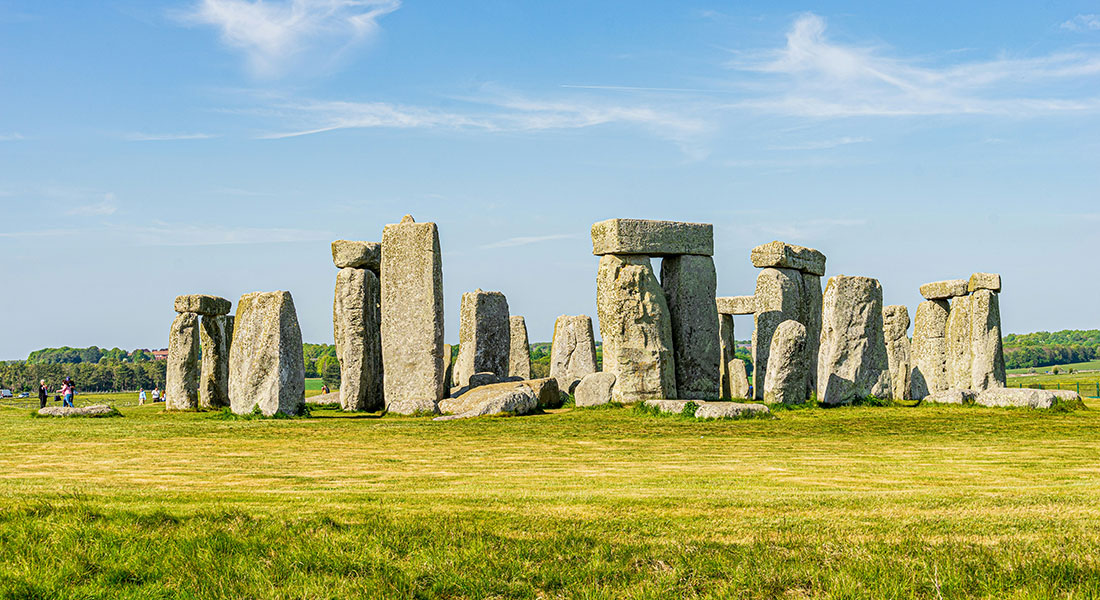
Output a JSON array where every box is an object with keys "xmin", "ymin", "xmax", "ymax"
[
  {"xmin": 481, "ymin": 234, "xmax": 576, "ymax": 249},
  {"xmin": 0, "ymin": 133, "xmax": 25, "ymax": 141},
  {"xmin": 66, "ymin": 193, "xmax": 118, "ymax": 216},
  {"xmin": 124, "ymin": 132, "xmax": 217, "ymax": 141},
  {"xmin": 0, "ymin": 222, "xmax": 332, "ymax": 246},
  {"xmin": 769, "ymin": 136, "xmax": 870, "ymax": 151},
  {"xmin": 1061, "ymin": 14, "xmax": 1100, "ymax": 31},
  {"xmin": 183, "ymin": 0, "xmax": 400, "ymax": 77},
  {"xmin": 736, "ymin": 217, "xmax": 867, "ymax": 243}
]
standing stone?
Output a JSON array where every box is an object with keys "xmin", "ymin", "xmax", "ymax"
[
  {"xmin": 762, "ymin": 320, "xmax": 808, "ymax": 404},
  {"xmin": 817, "ymin": 275, "xmax": 891, "ymax": 405},
  {"xmin": 799, "ymin": 272, "xmax": 823, "ymax": 397},
  {"xmin": 945, "ymin": 294, "xmax": 973, "ymax": 390},
  {"xmin": 752, "ymin": 267, "xmax": 802, "ymax": 400},
  {"xmin": 508, "ymin": 315, "xmax": 532, "ymax": 380},
  {"xmin": 910, "ymin": 299, "xmax": 951, "ymax": 399},
  {"xmin": 333, "ymin": 267, "xmax": 383, "ymax": 412},
  {"xmin": 596, "ymin": 254, "xmax": 676, "ymax": 402},
  {"xmin": 660, "ymin": 255, "xmax": 720, "ymax": 399},
  {"xmin": 228, "ymin": 291, "xmax": 305, "ymax": 416},
  {"xmin": 970, "ymin": 289, "xmax": 1006, "ymax": 391},
  {"xmin": 728, "ymin": 358, "xmax": 751, "ymax": 399},
  {"xmin": 591, "ymin": 219, "xmax": 713, "ymax": 256},
  {"xmin": 381, "ymin": 215, "xmax": 445, "ymax": 415},
  {"xmin": 882, "ymin": 305, "xmax": 911, "ymax": 401},
  {"xmin": 199, "ymin": 314, "xmax": 232, "ymax": 409},
  {"xmin": 718, "ymin": 314, "xmax": 736, "ymax": 399},
  {"xmin": 166, "ymin": 312, "xmax": 200, "ymax": 410},
  {"xmin": 549, "ymin": 315, "xmax": 599, "ymax": 394},
  {"xmin": 442, "ymin": 344, "xmax": 454, "ymax": 392},
  {"xmin": 452, "ymin": 290, "xmax": 510, "ymax": 388}
]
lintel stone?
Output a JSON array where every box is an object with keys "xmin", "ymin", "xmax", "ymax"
[
  {"xmin": 332, "ymin": 240, "xmax": 381, "ymax": 270},
  {"xmin": 716, "ymin": 295, "xmax": 755, "ymax": 315},
  {"xmin": 174, "ymin": 294, "xmax": 231, "ymax": 316},
  {"xmin": 590, "ymin": 218, "xmax": 713, "ymax": 256},
  {"xmin": 968, "ymin": 272, "xmax": 1001, "ymax": 293},
  {"xmin": 919, "ymin": 279, "xmax": 968, "ymax": 300},
  {"xmin": 750, "ymin": 241, "xmax": 826, "ymax": 276}
]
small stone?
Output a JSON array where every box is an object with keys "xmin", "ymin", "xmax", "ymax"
[
  {"xmin": 968, "ymin": 272, "xmax": 1001, "ymax": 293},
  {"xmin": 970, "ymin": 289, "xmax": 1006, "ymax": 391},
  {"xmin": 549, "ymin": 315, "xmax": 598, "ymax": 394},
  {"xmin": 333, "ymin": 267, "xmax": 383, "ymax": 411},
  {"xmin": 525, "ymin": 377, "xmax": 562, "ymax": 409},
  {"xmin": 817, "ymin": 275, "xmax": 891, "ymax": 406},
  {"xmin": 591, "ymin": 218, "xmax": 713, "ymax": 256},
  {"xmin": 882, "ymin": 305, "xmax": 911, "ymax": 400},
  {"xmin": 575, "ymin": 372, "xmax": 616, "ymax": 407},
  {"xmin": 727, "ymin": 358, "xmax": 751, "ymax": 399},
  {"xmin": 715, "ymin": 296, "xmax": 756, "ymax": 315},
  {"xmin": 762, "ymin": 320, "xmax": 808, "ymax": 404},
  {"xmin": 174, "ymin": 294, "xmax": 231, "ymax": 316},
  {"xmin": 228, "ymin": 291, "xmax": 305, "ymax": 417},
  {"xmin": 975, "ymin": 388, "xmax": 1058, "ymax": 409},
  {"xmin": 749, "ymin": 241, "xmax": 826, "ymax": 276},
  {"xmin": 919, "ymin": 280, "xmax": 968, "ymax": 300},
  {"xmin": 437, "ymin": 382, "xmax": 538, "ymax": 419},
  {"xmin": 694, "ymin": 401, "xmax": 771, "ymax": 419},
  {"xmin": 508, "ymin": 315, "xmax": 532, "ymax": 380},
  {"xmin": 661, "ymin": 254, "xmax": 720, "ymax": 400},
  {"xmin": 199, "ymin": 314, "xmax": 232, "ymax": 409},
  {"xmin": 166, "ymin": 312, "xmax": 200, "ymax": 410},
  {"xmin": 452, "ymin": 290, "xmax": 510, "ymax": 389},
  {"xmin": 331, "ymin": 240, "xmax": 381, "ymax": 270},
  {"xmin": 922, "ymin": 388, "xmax": 975, "ymax": 405},
  {"xmin": 910, "ymin": 300, "xmax": 950, "ymax": 399},
  {"xmin": 37, "ymin": 405, "xmax": 115, "ymax": 417}
]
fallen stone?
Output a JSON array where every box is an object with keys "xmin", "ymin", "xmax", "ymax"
[
  {"xmin": 922, "ymin": 388, "xmax": 975, "ymax": 405},
  {"xmin": 661, "ymin": 254, "xmax": 720, "ymax": 400},
  {"xmin": 644, "ymin": 399, "xmax": 699, "ymax": 414},
  {"xmin": 591, "ymin": 218, "xmax": 713, "ymax": 256},
  {"xmin": 817, "ymin": 275, "xmax": 891, "ymax": 406},
  {"xmin": 763, "ymin": 320, "xmax": 808, "ymax": 404},
  {"xmin": 715, "ymin": 295, "xmax": 755, "ymax": 315},
  {"xmin": 728, "ymin": 358, "xmax": 751, "ymax": 399},
  {"xmin": 749, "ymin": 241, "xmax": 826, "ymax": 276},
  {"xmin": 166, "ymin": 312, "xmax": 200, "ymax": 410},
  {"xmin": 228, "ymin": 291, "xmax": 305, "ymax": 417},
  {"xmin": 919, "ymin": 280, "xmax": 968, "ymax": 300},
  {"xmin": 549, "ymin": 315, "xmax": 599, "ymax": 394},
  {"xmin": 526, "ymin": 377, "xmax": 562, "ymax": 409},
  {"xmin": 968, "ymin": 272, "xmax": 1001, "ymax": 293},
  {"xmin": 380, "ymin": 215, "xmax": 445, "ymax": 415},
  {"xmin": 435, "ymin": 382, "xmax": 538, "ymax": 420},
  {"xmin": 694, "ymin": 402, "xmax": 771, "ymax": 419},
  {"xmin": 970, "ymin": 289, "xmax": 1006, "ymax": 392},
  {"xmin": 910, "ymin": 299, "xmax": 950, "ymax": 399},
  {"xmin": 718, "ymin": 314, "xmax": 735, "ymax": 399},
  {"xmin": 452, "ymin": 289, "xmax": 510, "ymax": 388},
  {"xmin": 449, "ymin": 372, "xmax": 501, "ymax": 398},
  {"xmin": 975, "ymin": 388, "xmax": 1059, "ymax": 409},
  {"xmin": 199, "ymin": 314, "xmax": 233, "ymax": 409},
  {"xmin": 752, "ymin": 267, "xmax": 802, "ymax": 400},
  {"xmin": 945, "ymin": 295, "xmax": 973, "ymax": 390},
  {"xmin": 333, "ymin": 267, "xmax": 384, "ymax": 411},
  {"xmin": 37, "ymin": 405, "xmax": 116, "ymax": 417},
  {"xmin": 882, "ymin": 305, "xmax": 911, "ymax": 400},
  {"xmin": 575, "ymin": 372, "xmax": 616, "ymax": 407},
  {"xmin": 596, "ymin": 254, "xmax": 677, "ymax": 402},
  {"xmin": 174, "ymin": 294, "xmax": 231, "ymax": 316},
  {"xmin": 331, "ymin": 240, "xmax": 381, "ymax": 270},
  {"xmin": 508, "ymin": 316, "xmax": 532, "ymax": 380}
]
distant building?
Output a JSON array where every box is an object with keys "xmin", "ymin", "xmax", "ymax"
[{"xmin": 151, "ymin": 349, "xmax": 169, "ymax": 361}]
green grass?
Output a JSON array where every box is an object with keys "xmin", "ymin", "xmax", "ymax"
[
  {"xmin": 305, "ymin": 377, "xmax": 325, "ymax": 392},
  {"xmin": 0, "ymin": 400, "xmax": 1098, "ymax": 598}
]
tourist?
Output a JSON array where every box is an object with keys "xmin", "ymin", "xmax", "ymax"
[
  {"xmin": 139, "ymin": 388, "xmax": 147, "ymax": 405},
  {"xmin": 321, "ymin": 383, "xmax": 330, "ymax": 395},
  {"xmin": 59, "ymin": 379, "xmax": 74, "ymax": 408},
  {"xmin": 38, "ymin": 380, "xmax": 48, "ymax": 409},
  {"xmin": 152, "ymin": 387, "xmax": 160, "ymax": 402}
]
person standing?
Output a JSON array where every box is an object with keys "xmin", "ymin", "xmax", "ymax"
[
  {"xmin": 138, "ymin": 388, "xmax": 147, "ymax": 405},
  {"xmin": 59, "ymin": 379, "xmax": 74, "ymax": 408},
  {"xmin": 152, "ymin": 387, "xmax": 160, "ymax": 402},
  {"xmin": 38, "ymin": 380, "xmax": 48, "ymax": 409}
]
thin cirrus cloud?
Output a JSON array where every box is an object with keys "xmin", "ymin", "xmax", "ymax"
[
  {"xmin": 183, "ymin": 0, "xmax": 400, "ymax": 77},
  {"xmin": 123, "ymin": 132, "xmax": 218, "ymax": 141},
  {"xmin": 0, "ymin": 133, "xmax": 25, "ymax": 141},
  {"xmin": 480, "ymin": 234, "xmax": 576, "ymax": 250},
  {"xmin": 1061, "ymin": 14, "xmax": 1100, "ymax": 31},
  {"xmin": 64, "ymin": 194, "xmax": 118, "ymax": 217},
  {"xmin": 769, "ymin": 136, "xmax": 871, "ymax": 151}
]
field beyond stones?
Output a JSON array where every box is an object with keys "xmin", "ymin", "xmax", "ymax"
[{"xmin": 1, "ymin": 402, "xmax": 1099, "ymax": 599}]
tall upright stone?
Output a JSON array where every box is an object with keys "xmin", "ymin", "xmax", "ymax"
[
  {"xmin": 229, "ymin": 291, "xmax": 305, "ymax": 416},
  {"xmin": 945, "ymin": 294, "xmax": 973, "ymax": 390},
  {"xmin": 910, "ymin": 299, "xmax": 950, "ymax": 399},
  {"xmin": 728, "ymin": 358, "xmax": 751, "ymax": 399},
  {"xmin": 452, "ymin": 289, "xmax": 510, "ymax": 388},
  {"xmin": 762, "ymin": 320, "xmax": 808, "ymax": 404},
  {"xmin": 799, "ymin": 272, "xmax": 823, "ymax": 397},
  {"xmin": 549, "ymin": 315, "xmax": 598, "ymax": 393},
  {"xmin": 166, "ymin": 312, "xmax": 200, "ymax": 410},
  {"xmin": 199, "ymin": 314, "xmax": 232, "ymax": 409},
  {"xmin": 718, "ymin": 314, "xmax": 736, "ymax": 399},
  {"xmin": 381, "ymin": 215, "xmax": 445, "ymax": 415},
  {"xmin": 508, "ymin": 315, "xmax": 532, "ymax": 380},
  {"xmin": 333, "ymin": 267, "xmax": 383, "ymax": 412},
  {"xmin": 882, "ymin": 305, "xmax": 911, "ymax": 401},
  {"xmin": 752, "ymin": 267, "xmax": 802, "ymax": 400},
  {"xmin": 596, "ymin": 254, "xmax": 676, "ymax": 402},
  {"xmin": 660, "ymin": 254, "xmax": 720, "ymax": 399},
  {"xmin": 970, "ymin": 288, "xmax": 1006, "ymax": 391},
  {"xmin": 817, "ymin": 275, "xmax": 891, "ymax": 405}
]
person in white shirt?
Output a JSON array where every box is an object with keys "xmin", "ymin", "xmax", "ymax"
[
  {"xmin": 152, "ymin": 388, "xmax": 160, "ymax": 402},
  {"xmin": 138, "ymin": 389, "xmax": 147, "ymax": 405}
]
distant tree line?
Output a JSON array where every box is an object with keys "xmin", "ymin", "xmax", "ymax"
[
  {"xmin": 27, "ymin": 346, "xmax": 155, "ymax": 364},
  {"xmin": 0, "ymin": 360, "xmax": 167, "ymax": 393},
  {"xmin": 1003, "ymin": 330, "xmax": 1099, "ymax": 369}
]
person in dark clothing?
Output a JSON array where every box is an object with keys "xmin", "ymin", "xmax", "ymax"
[{"xmin": 38, "ymin": 380, "xmax": 48, "ymax": 409}]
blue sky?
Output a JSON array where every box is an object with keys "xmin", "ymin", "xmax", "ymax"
[{"xmin": 1, "ymin": 1, "xmax": 1098, "ymax": 360}]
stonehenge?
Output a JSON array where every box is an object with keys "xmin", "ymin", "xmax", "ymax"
[
  {"xmin": 911, "ymin": 299, "xmax": 950, "ymax": 399},
  {"xmin": 762, "ymin": 320, "xmax": 808, "ymax": 405},
  {"xmin": 817, "ymin": 275, "xmax": 891, "ymax": 405},
  {"xmin": 228, "ymin": 291, "xmax": 305, "ymax": 416},
  {"xmin": 199, "ymin": 314, "xmax": 233, "ymax": 409},
  {"xmin": 661, "ymin": 254, "xmax": 720, "ymax": 399},
  {"xmin": 167, "ymin": 294, "xmax": 232, "ymax": 411},
  {"xmin": 882, "ymin": 305, "xmax": 911, "ymax": 401},
  {"xmin": 575, "ymin": 372, "xmax": 616, "ymax": 407},
  {"xmin": 549, "ymin": 315, "xmax": 598, "ymax": 394},
  {"xmin": 452, "ymin": 289, "xmax": 510, "ymax": 388},
  {"xmin": 716, "ymin": 296, "xmax": 754, "ymax": 399},
  {"xmin": 166, "ymin": 312, "xmax": 200, "ymax": 410},
  {"xmin": 508, "ymin": 316, "xmax": 532, "ymax": 380},
  {"xmin": 332, "ymin": 254, "xmax": 384, "ymax": 412}
]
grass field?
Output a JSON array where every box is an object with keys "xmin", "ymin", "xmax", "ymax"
[
  {"xmin": 1008, "ymin": 359, "xmax": 1100, "ymax": 375},
  {"xmin": 0, "ymin": 399, "xmax": 1098, "ymax": 598}
]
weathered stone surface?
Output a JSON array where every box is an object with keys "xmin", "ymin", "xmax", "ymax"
[
  {"xmin": 752, "ymin": 267, "xmax": 801, "ymax": 400},
  {"xmin": 166, "ymin": 312, "xmax": 200, "ymax": 410},
  {"xmin": 333, "ymin": 268, "xmax": 383, "ymax": 412},
  {"xmin": 452, "ymin": 289, "xmax": 510, "ymax": 389},
  {"xmin": 968, "ymin": 272, "xmax": 1001, "ymax": 293},
  {"xmin": 526, "ymin": 377, "xmax": 562, "ymax": 409},
  {"xmin": 922, "ymin": 388, "xmax": 975, "ymax": 405},
  {"xmin": 694, "ymin": 401, "xmax": 771, "ymax": 419},
  {"xmin": 919, "ymin": 280, "xmax": 968, "ymax": 300},
  {"xmin": 644, "ymin": 399, "xmax": 698, "ymax": 414},
  {"xmin": 199, "ymin": 314, "xmax": 232, "ymax": 409},
  {"xmin": 549, "ymin": 315, "xmax": 598, "ymax": 394},
  {"xmin": 750, "ymin": 241, "xmax": 826, "ymax": 276},
  {"xmin": 508, "ymin": 316, "xmax": 532, "ymax": 380},
  {"xmin": 910, "ymin": 299, "xmax": 950, "ymax": 399},
  {"xmin": 970, "ymin": 289, "xmax": 1006, "ymax": 391},
  {"xmin": 591, "ymin": 218, "xmax": 713, "ymax": 256},
  {"xmin": 306, "ymin": 391, "xmax": 340, "ymax": 405},
  {"xmin": 380, "ymin": 215, "xmax": 445, "ymax": 415},
  {"xmin": 763, "ymin": 320, "xmax": 808, "ymax": 404},
  {"xmin": 728, "ymin": 358, "xmax": 751, "ymax": 399},
  {"xmin": 37, "ymin": 405, "xmax": 115, "ymax": 417},
  {"xmin": 799, "ymin": 272, "xmax": 823, "ymax": 397},
  {"xmin": 449, "ymin": 372, "xmax": 501, "ymax": 398},
  {"xmin": 331, "ymin": 240, "xmax": 381, "ymax": 270},
  {"xmin": 975, "ymin": 388, "xmax": 1057, "ymax": 409},
  {"xmin": 817, "ymin": 275, "xmax": 891, "ymax": 405},
  {"xmin": 442, "ymin": 343, "xmax": 454, "ymax": 392},
  {"xmin": 716, "ymin": 296, "xmax": 756, "ymax": 315},
  {"xmin": 882, "ymin": 305, "xmax": 911, "ymax": 400},
  {"xmin": 575, "ymin": 372, "xmax": 616, "ymax": 407},
  {"xmin": 661, "ymin": 254, "xmax": 720, "ymax": 400},
  {"xmin": 945, "ymin": 295, "xmax": 973, "ymax": 390},
  {"xmin": 174, "ymin": 294, "xmax": 231, "ymax": 316},
  {"xmin": 596, "ymin": 255, "xmax": 677, "ymax": 402},
  {"xmin": 718, "ymin": 314, "xmax": 735, "ymax": 399},
  {"xmin": 436, "ymin": 382, "xmax": 538, "ymax": 420},
  {"xmin": 228, "ymin": 291, "xmax": 305, "ymax": 417}
]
